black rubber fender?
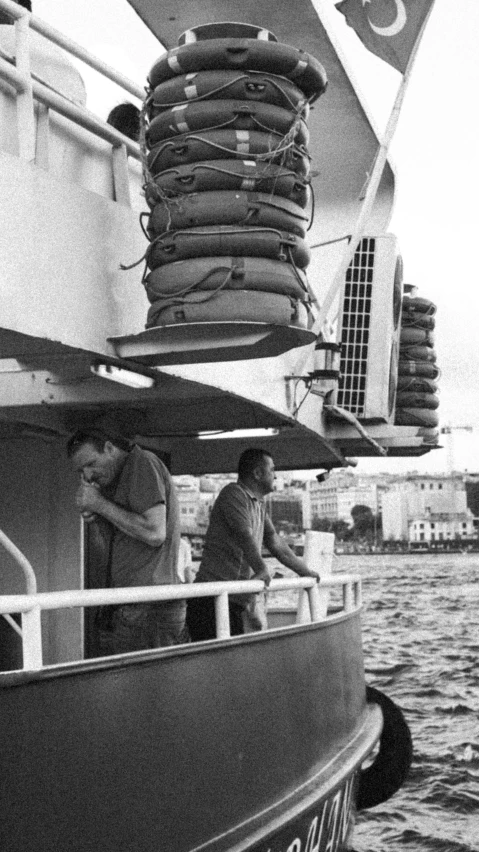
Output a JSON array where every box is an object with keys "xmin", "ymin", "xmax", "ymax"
[{"xmin": 357, "ymin": 686, "xmax": 413, "ymax": 811}]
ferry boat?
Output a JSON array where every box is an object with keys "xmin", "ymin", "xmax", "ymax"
[{"xmin": 0, "ymin": 0, "xmax": 433, "ymax": 849}]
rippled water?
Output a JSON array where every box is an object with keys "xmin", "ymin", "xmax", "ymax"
[
  {"xmin": 266, "ymin": 552, "xmax": 478, "ymax": 850},
  {"xmin": 337, "ymin": 553, "xmax": 479, "ymax": 852}
]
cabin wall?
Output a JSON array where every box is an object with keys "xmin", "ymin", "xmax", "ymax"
[
  {"xmin": 0, "ymin": 437, "xmax": 83, "ymax": 665},
  {"xmin": 0, "ymin": 151, "xmax": 148, "ymax": 355}
]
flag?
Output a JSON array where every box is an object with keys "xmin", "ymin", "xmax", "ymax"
[{"xmin": 335, "ymin": 0, "xmax": 435, "ymax": 73}]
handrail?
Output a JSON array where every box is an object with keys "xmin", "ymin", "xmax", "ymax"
[
  {"xmin": 0, "ymin": 0, "xmax": 145, "ymax": 197},
  {"xmin": 0, "ymin": 574, "xmax": 362, "ymax": 671},
  {"xmin": 0, "ymin": 0, "xmax": 145, "ymax": 100},
  {"xmin": 0, "ymin": 528, "xmax": 37, "ymax": 595}
]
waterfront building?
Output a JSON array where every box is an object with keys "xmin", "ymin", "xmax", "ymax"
[
  {"xmin": 265, "ymin": 490, "xmax": 304, "ymax": 532},
  {"xmin": 302, "ymin": 478, "xmax": 339, "ymax": 527},
  {"xmin": 409, "ymin": 512, "xmax": 475, "ymax": 544},
  {"xmin": 382, "ymin": 474, "xmax": 474, "ymax": 542}
]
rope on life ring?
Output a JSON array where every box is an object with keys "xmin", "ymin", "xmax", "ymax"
[{"xmin": 357, "ymin": 686, "xmax": 413, "ymax": 811}]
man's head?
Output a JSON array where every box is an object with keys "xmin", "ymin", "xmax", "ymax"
[
  {"xmin": 237, "ymin": 448, "xmax": 275, "ymax": 496},
  {"xmin": 67, "ymin": 429, "xmax": 130, "ymax": 488},
  {"xmin": 107, "ymin": 103, "xmax": 141, "ymax": 142}
]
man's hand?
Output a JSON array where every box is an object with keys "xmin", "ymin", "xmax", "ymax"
[
  {"xmin": 253, "ymin": 567, "xmax": 272, "ymax": 587},
  {"xmin": 76, "ymin": 480, "xmax": 103, "ymax": 515},
  {"xmin": 295, "ymin": 565, "xmax": 321, "ymax": 581}
]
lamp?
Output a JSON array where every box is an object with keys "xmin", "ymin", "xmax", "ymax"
[
  {"xmin": 198, "ymin": 428, "xmax": 280, "ymax": 440},
  {"xmin": 91, "ymin": 363, "xmax": 155, "ymax": 390}
]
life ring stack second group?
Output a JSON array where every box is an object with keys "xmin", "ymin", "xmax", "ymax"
[
  {"xmin": 395, "ymin": 291, "xmax": 440, "ymax": 442},
  {"xmin": 140, "ymin": 22, "xmax": 327, "ymax": 332}
]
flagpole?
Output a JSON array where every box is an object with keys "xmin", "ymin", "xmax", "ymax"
[{"xmin": 293, "ymin": 1, "xmax": 435, "ymax": 376}]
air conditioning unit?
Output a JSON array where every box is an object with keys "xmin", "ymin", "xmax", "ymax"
[{"xmin": 335, "ymin": 235, "xmax": 403, "ymax": 422}]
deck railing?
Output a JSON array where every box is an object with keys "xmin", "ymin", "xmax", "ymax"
[
  {"xmin": 0, "ymin": 527, "xmax": 361, "ymax": 672},
  {"xmin": 0, "ymin": 0, "xmax": 145, "ymax": 202}
]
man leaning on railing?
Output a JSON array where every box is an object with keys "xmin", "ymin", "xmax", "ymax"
[{"xmin": 186, "ymin": 448, "xmax": 320, "ymax": 640}]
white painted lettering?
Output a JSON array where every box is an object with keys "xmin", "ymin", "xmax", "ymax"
[
  {"xmin": 339, "ymin": 776, "xmax": 354, "ymax": 843},
  {"xmin": 324, "ymin": 790, "xmax": 341, "ymax": 852}
]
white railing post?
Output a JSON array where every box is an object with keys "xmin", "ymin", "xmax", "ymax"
[
  {"xmin": 21, "ymin": 605, "xmax": 43, "ymax": 670},
  {"xmin": 296, "ymin": 588, "xmax": 311, "ymax": 624},
  {"xmin": 112, "ymin": 144, "xmax": 132, "ymax": 206},
  {"xmin": 35, "ymin": 103, "xmax": 50, "ymax": 168},
  {"xmin": 354, "ymin": 580, "xmax": 362, "ymax": 609},
  {"xmin": 343, "ymin": 582, "xmax": 353, "ymax": 613},
  {"xmin": 304, "ymin": 531, "xmax": 334, "ymax": 618},
  {"xmin": 214, "ymin": 591, "xmax": 231, "ymax": 639},
  {"xmin": 14, "ymin": 12, "xmax": 35, "ymax": 161},
  {"xmin": 307, "ymin": 584, "xmax": 322, "ymax": 622}
]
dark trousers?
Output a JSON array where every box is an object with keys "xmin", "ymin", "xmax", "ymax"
[
  {"xmin": 95, "ymin": 600, "xmax": 189, "ymax": 656},
  {"xmin": 186, "ymin": 596, "xmax": 245, "ymax": 641}
]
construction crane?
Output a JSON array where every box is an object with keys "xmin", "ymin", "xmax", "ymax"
[{"xmin": 440, "ymin": 425, "xmax": 474, "ymax": 474}]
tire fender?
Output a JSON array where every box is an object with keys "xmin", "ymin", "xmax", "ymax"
[{"xmin": 357, "ymin": 686, "xmax": 413, "ymax": 811}]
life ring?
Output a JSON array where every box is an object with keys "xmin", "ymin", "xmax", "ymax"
[
  {"xmin": 398, "ymin": 360, "xmax": 439, "ymax": 379},
  {"xmin": 148, "ymin": 39, "xmax": 328, "ymax": 102},
  {"xmin": 401, "ymin": 310, "xmax": 435, "ymax": 330},
  {"xmin": 148, "ymin": 70, "xmax": 309, "ymax": 113},
  {"xmin": 356, "ymin": 686, "xmax": 413, "ymax": 811},
  {"xmin": 416, "ymin": 427, "xmax": 440, "ymax": 443},
  {"xmin": 147, "ymin": 130, "xmax": 310, "ymax": 176},
  {"xmin": 145, "ymin": 160, "xmax": 310, "ymax": 208},
  {"xmin": 402, "ymin": 295, "xmax": 437, "ymax": 315},
  {"xmin": 147, "ymin": 99, "xmax": 309, "ymax": 147},
  {"xmin": 400, "ymin": 327, "xmax": 435, "ymax": 347},
  {"xmin": 147, "ymin": 191, "xmax": 310, "ymax": 239},
  {"xmin": 395, "ymin": 408, "xmax": 439, "ymax": 428},
  {"xmin": 398, "ymin": 344, "xmax": 436, "ymax": 363},
  {"xmin": 397, "ymin": 375, "xmax": 438, "ymax": 394},
  {"xmin": 145, "ymin": 256, "xmax": 309, "ymax": 301},
  {"xmin": 146, "ymin": 227, "xmax": 311, "ymax": 269},
  {"xmin": 146, "ymin": 289, "xmax": 310, "ymax": 329},
  {"xmin": 178, "ymin": 22, "xmax": 278, "ymax": 44},
  {"xmin": 395, "ymin": 391, "xmax": 439, "ymax": 410}
]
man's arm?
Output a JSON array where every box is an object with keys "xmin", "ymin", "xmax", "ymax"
[
  {"xmin": 233, "ymin": 528, "xmax": 272, "ymax": 585},
  {"xmin": 263, "ymin": 517, "xmax": 320, "ymax": 580},
  {"xmin": 76, "ymin": 481, "xmax": 166, "ymax": 545}
]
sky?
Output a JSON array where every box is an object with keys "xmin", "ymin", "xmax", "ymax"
[{"xmin": 32, "ymin": 0, "xmax": 479, "ymax": 476}]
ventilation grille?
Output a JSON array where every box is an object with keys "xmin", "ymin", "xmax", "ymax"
[{"xmin": 336, "ymin": 237, "xmax": 376, "ymax": 416}]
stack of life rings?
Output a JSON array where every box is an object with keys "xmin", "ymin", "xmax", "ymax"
[
  {"xmin": 139, "ymin": 22, "xmax": 328, "ymax": 332},
  {"xmin": 395, "ymin": 292, "xmax": 440, "ymax": 441}
]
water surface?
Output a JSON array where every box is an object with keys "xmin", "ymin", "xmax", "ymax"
[{"xmin": 338, "ymin": 553, "xmax": 478, "ymax": 852}]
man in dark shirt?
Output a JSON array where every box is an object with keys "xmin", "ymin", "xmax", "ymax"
[
  {"xmin": 67, "ymin": 429, "xmax": 187, "ymax": 654},
  {"xmin": 187, "ymin": 448, "xmax": 319, "ymax": 640}
]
